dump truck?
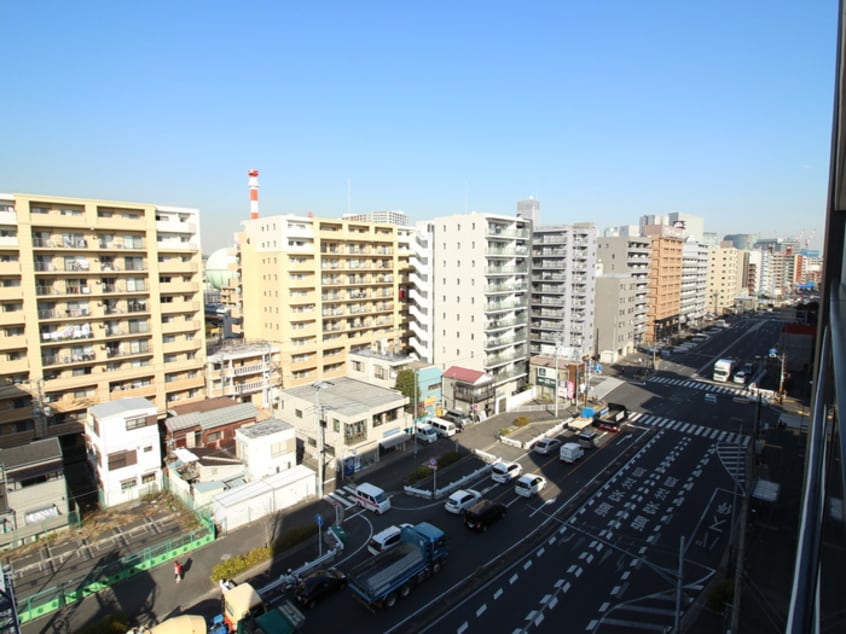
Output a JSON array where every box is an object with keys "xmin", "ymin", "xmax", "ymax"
[
  {"xmin": 594, "ymin": 402, "xmax": 628, "ymax": 432},
  {"xmin": 140, "ymin": 581, "xmax": 304, "ymax": 634},
  {"xmin": 349, "ymin": 521, "xmax": 448, "ymax": 610}
]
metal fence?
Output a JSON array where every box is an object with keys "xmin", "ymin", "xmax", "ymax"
[{"xmin": 15, "ymin": 514, "xmax": 215, "ymax": 624}]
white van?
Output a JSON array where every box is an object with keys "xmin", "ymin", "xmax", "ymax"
[
  {"xmin": 415, "ymin": 423, "xmax": 438, "ymax": 444},
  {"xmin": 354, "ymin": 482, "xmax": 391, "ymax": 514},
  {"xmin": 430, "ymin": 417, "xmax": 457, "ymax": 438}
]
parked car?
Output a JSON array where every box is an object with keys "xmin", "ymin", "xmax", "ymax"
[
  {"xmin": 532, "ymin": 437, "xmax": 562, "ymax": 455},
  {"xmin": 515, "ymin": 474, "xmax": 547, "ymax": 498},
  {"xmin": 464, "ymin": 499, "xmax": 507, "ymax": 532},
  {"xmin": 294, "ymin": 568, "xmax": 347, "ymax": 608},
  {"xmin": 444, "ymin": 489, "xmax": 482, "ymax": 514},
  {"xmin": 367, "ymin": 523, "xmax": 413, "ymax": 556},
  {"xmin": 491, "ymin": 461, "xmax": 522, "ymax": 483}
]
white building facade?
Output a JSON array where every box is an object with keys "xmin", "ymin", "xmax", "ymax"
[{"xmin": 86, "ymin": 397, "xmax": 163, "ymax": 507}]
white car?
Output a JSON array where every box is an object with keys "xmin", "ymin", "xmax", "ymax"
[
  {"xmin": 367, "ymin": 523, "xmax": 413, "ymax": 556},
  {"xmin": 444, "ymin": 489, "xmax": 482, "ymax": 514},
  {"xmin": 515, "ymin": 474, "xmax": 547, "ymax": 498},
  {"xmin": 491, "ymin": 461, "xmax": 523, "ymax": 483}
]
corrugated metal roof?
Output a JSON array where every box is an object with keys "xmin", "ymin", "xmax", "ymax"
[
  {"xmin": 165, "ymin": 402, "xmax": 258, "ymax": 432},
  {"xmin": 443, "ymin": 366, "xmax": 491, "ymax": 385}
]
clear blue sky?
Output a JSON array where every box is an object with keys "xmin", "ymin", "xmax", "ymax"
[{"xmin": 1, "ymin": 1, "xmax": 836, "ymax": 253}]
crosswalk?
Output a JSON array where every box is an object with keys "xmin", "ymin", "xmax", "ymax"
[
  {"xmin": 628, "ymin": 411, "xmax": 751, "ymax": 447},
  {"xmin": 325, "ymin": 484, "xmax": 361, "ymax": 509},
  {"xmin": 647, "ymin": 375, "xmax": 744, "ymax": 396}
]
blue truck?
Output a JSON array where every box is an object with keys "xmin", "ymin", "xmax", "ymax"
[{"xmin": 349, "ymin": 522, "xmax": 448, "ymax": 610}]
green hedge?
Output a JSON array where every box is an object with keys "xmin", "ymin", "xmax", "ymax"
[{"xmin": 210, "ymin": 523, "xmax": 318, "ymax": 582}]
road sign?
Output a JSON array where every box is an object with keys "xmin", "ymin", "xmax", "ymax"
[
  {"xmin": 315, "ymin": 513, "xmax": 323, "ymax": 528},
  {"xmin": 594, "ymin": 363, "xmax": 602, "ymax": 374},
  {"xmin": 428, "ymin": 457, "xmax": 438, "ymax": 471}
]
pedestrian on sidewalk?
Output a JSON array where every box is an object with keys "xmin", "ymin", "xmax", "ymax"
[{"xmin": 174, "ymin": 560, "xmax": 183, "ymax": 584}]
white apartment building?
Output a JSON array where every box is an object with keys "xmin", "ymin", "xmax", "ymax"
[
  {"xmin": 407, "ymin": 223, "xmax": 433, "ymax": 362},
  {"xmin": 681, "ymin": 241, "xmax": 709, "ymax": 327},
  {"xmin": 86, "ymin": 398, "xmax": 163, "ymax": 507},
  {"xmin": 431, "ymin": 213, "xmax": 531, "ymax": 410},
  {"xmin": 530, "ymin": 224, "xmax": 597, "ymax": 359}
]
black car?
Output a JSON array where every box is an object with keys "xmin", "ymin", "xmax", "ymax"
[
  {"xmin": 294, "ymin": 568, "xmax": 347, "ymax": 608},
  {"xmin": 464, "ymin": 499, "xmax": 507, "ymax": 532}
]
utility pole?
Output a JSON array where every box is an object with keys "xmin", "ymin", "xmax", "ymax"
[
  {"xmin": 312, "ymin": 381, "xmax": 334, "ymax": 499},
  {"xmin": 413, "ymin": 369, "xmax": 418, "ymax": 456},
  {"xmin": 674, "ymin": 535, "xmax": 684, "ymax": 632}
]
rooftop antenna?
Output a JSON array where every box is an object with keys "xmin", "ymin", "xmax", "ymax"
[{"xmin": 347, "ymin": 177, "xmax": 352, "ymax": 215}]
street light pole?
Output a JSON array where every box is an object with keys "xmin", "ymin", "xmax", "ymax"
[
  {"xmin": 554, "ymin": 346, "xmax": 560, "ymax": 418},
  {"xmin": 413, "ymin": 369, "xmax": 418, "ymax": 456}
]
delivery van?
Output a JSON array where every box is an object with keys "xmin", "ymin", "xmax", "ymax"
[
  {"xmin": 354, "ymin": 482, "xmax": 391, "ymax": 514},
  {"xmin": 415, "ymin": 423, "xmax": 438, "ymax": 444},
  {"xmin": 430, "ymin": 417, "xmax": 457, "ymax": 438}
]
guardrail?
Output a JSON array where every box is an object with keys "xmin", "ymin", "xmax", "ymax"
[{"xmin": 403, "ymin": 462, "xmax": 496, "ymax": 500}]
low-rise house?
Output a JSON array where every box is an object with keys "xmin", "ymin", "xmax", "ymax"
[
  {"xmin": 278, "ymin": 377, "xmax": 409, "ymax": 485},
  {"xmin": 86, "ymin": 398, "xmax": 163, "ymax": 508},
  {"xmin": 164, "ymin": 397, "xmax": 259, "ymax": 451},
  {"xmin": 441, "ymin": 366, "xmax": 495, "ymax": 420},
  {"xmin": 235, "ymin": 418, "xmax": 297, "ymax": 480},
  {"xmin": 0, "ymin": 438, "xmax": 71, "ymax": 550}
]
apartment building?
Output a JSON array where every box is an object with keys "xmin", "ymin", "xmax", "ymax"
[
  {"xmin": 642, "ymin": 224, "xmax": 683, "ymax": 341},
  {"xmin": 407, "ymin": 223, "xmax": 433, "ymax": 362},
  {"xmin": 529, "ymin": 223, "xmax": 597, "ymax": 359},
  {"xmin": 594, "ymin": 274, "xmax": 639, "ymax": 363},
  {"xmin": 431, "ymin": 213, "xmax": 531, "ymax": 411},
  {"xmin": 205, "ymin": 341, "xmax": 281, "ymax": 410},
  {"xmin": 707, "ymin": 243, "xmax": 745, "ymax": 314},
  {"xmin": 596, "ymin": 234, "xmax": 651, "ymax": 347},
  {"xmin": 680, "ymin": 241, "xmax": 709, "ymax": 327},
  {"xmin": 0, "ymin": 193, "xmax": 206, "ymax": 449},
  {"xmin": 236, "ymin": 214, "xmax": 411, "ymax": 389}
]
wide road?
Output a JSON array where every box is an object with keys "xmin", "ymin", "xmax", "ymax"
[{"xmin": 421, "ymin": 422, "xmax": 746, "ymax": 633}]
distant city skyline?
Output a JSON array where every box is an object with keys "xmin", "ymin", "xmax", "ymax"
[{"xmin": 1, "ymin": 2, "xmax": 835, "ymax": 253}]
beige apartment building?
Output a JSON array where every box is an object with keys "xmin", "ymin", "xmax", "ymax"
[
  {"xmin": 0, "ymin": 193, "xmax": 206, "ymax": 448},
  {"xmin": 236, "ymin": 214, "xmax": 411, "ymax": 389},
  {"xmin": 707, "ymin": 243, "xmax": 745, "ymax": 314}
]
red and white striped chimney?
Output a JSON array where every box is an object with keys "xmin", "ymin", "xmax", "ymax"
[{"xmin": 248, "ymin": 169, "xmax": 260, "ymax": 219}]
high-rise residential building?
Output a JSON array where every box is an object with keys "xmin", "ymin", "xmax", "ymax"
[
  {"xmin": 407, "ymin": 222, "xmax": 433, "ymax": 362},
  {"xmin": 235, "ymin": 214, "xmax": 411, "ymax": 390},
  {"xmin": 343, "ymin": 210, "xmax": 411, "ymax": 226},
  {"xmin": 431, "ymin": 213, "xmax": 531, "ymax": 410},
  {"xmin": 529, "ymin": 224, "xmax": 597, "ymax": 360},
  {"xmin": 594, "ymin": 274, "xmax": 639, "ymax": 362},
  {"xmin": 516, "ymin": 198, "xmax": 540, "ymax": 225},
  {"xmin": 0, "ymin": 193, "xmax": 207, "ymax": 449},
  {"xmin": 642, "ymin": 224, "xmax": 683, "ymax": 341},
  {"xmin": 707, "ymin": 243, "xmax": 745, "ymax": 313},
  {"xmin": 680, "ymin": 241, "xmax": 709, "ymax": 327},
  {"xmin": 597, "ymin": 234, "xmax": 651, "ymax": 346}
]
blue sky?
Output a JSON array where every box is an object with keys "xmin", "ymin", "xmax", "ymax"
[{"xmin": 1, "ymin": 1, "xmax": 836, "ymax": 253}]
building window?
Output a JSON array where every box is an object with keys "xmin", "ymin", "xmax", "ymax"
[
  {"xmin": 108, "ymin": 449, "xmax": 137, "ymax": 470},
  {"xmin": 125, "ymin": 416, "xmax": 147, "ymax": 431},
  {"xmin": 141, "ymin": 472, "xmax": 156, "ymax": 484},
  {"xmin": 206, "ymin": 431, "xmax": 223, "ymax": 443},
  {"xmin": 271, "ymin": 441, "xmax": 286, "ymax": 457},
  {"xmin": 121, "ymin": 478, "xmax": 137, "ymax": 491},
  {"xmin": 295, "ymin": 409, "xmax": 303, "ymax": 419}
]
